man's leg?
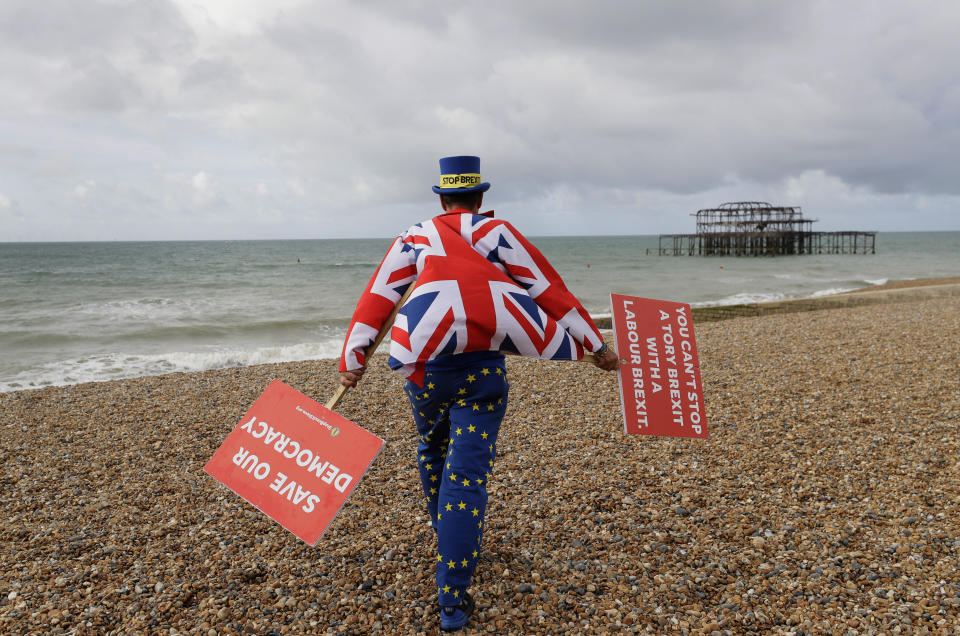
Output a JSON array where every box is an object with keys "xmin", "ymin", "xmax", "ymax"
[
  {"xmin": 434, "ymin": 361, "xmax": 508, "ymax": 607},
  {"xmin": 406, "ymin": 376, "xmax": 451, "ymax": 525}
]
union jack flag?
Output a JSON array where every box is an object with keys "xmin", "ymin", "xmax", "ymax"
[{"xmin": 340, "ymin": 210, "xmax": 604, "ymax": 386}]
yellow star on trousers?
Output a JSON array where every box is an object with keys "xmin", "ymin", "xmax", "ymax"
[
  {"xmin": 468, "ymin": 424, "xmax": 476, "ymax": 433},
  {"xmin": 466, "ymin": 374, "xmax": 476, "ymax": 383},
  {"xmin": 481, "ymin": 368, "xmax": 490, "ymax": 375},
  {"xmin": 496, "ymin": 368, "xmax": 503, "ymax": 375},
  {"xmin": 460, "ymin": 558, "xmax": 468, "ymax": 567},
  {"xmin": 462, "ymin": 477, "xmax": 470, "ymax": 486},
  {"xmin": 425, "ymin": 463, "xmax": 432, "ymax": 470},
  {"xmin": 447, "ymin": 560, "xmax": 456, "ymax": 569},
  {"xmin": 481, "ymin": 431, "xmax": 488, "ymax": 439},
  {"xmin": 458, "ymin": 501, "xmax": 467, "ymax": 510},
  {"xmin": 487, "ymin": 404, "xmax": 494, "ymax": 411},
  {"xmin": 427, "ymin": 382, "xmax": 435, "ymax": 389},
  {"xmin": 472, "ymin": 549, "xmax": 478, "ymax": 558},
  {"xmin": 445, "ymin": 502, "xmax": 453, "ymax": 512},
  {"xmin": 455, "ymin": 427, "xmax": 463, "ymax": 435},
  {"xmin": 472, "ymin": 507, "xmax": 479, "ymax": 516},
  {"xmin": 430, "ymin": 474, "xmax": 438, "ymax": 482},
  {"xmin": 458, "ymin": 388, "xmax": 466, "ymax": 395},
  {"xmin": 437, "ymin": 553, "xmax": 443, "ymax": 562},
  {"xmin": 453, "ymin": 589, "xmax": 460, "ymax": 598},
  {"xmin": 450, "ymin": 473, "xmax": 458, "ymax": 482},
  {"xmin": 443, "ymin": 584, "xmax": 450, "ymax": 593},
  {"xmin": 472, "ymin": 404, "xmax": 480, "ymax": 411}
]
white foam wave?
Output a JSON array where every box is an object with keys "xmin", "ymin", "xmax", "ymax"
[
  {"xmin": 0, "ymin": 340, "xmax": 345, "ymax": 392},
  {"xmin": 810, "ymin": 287, "xmax": 857, "ymax": 297},
  {"xmin": 692, "ymin": 291, "xmax": 788, "ymax": 307},
  {"xmin": 865, "ymin": 278, "xmax": 889, "ymax": 286},
  {"xmin": 75, "ymin": 297, "xmax": 208, "ymax": 322}
]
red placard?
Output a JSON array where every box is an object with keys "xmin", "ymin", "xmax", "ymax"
[
  {"xmin": 204, "ymin": 380, "xmax": 385, "ymax": 545},
  {"xmin": 611, "ymin": 294, "xmax": 708, "ymax": 438}
]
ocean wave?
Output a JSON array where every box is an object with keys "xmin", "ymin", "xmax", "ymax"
[
  {"xmin": 809, "ymin": 287, "xmax": 858, "ymax": 297},
  {"xmin": 0, "ymin": 340, "xmax": 345, "ymax": 393},
  {"xmin": 106, "ymin": 318, "xmax": 344, "ymax": 342},
  {"xmin": 68, "ymin": 297, "xmax": 347, "ymax": 335},
  {"xmin": 692, "ymin": 291, "xmax": 788, "ymax": 307},
  {"xmin": 74, "ymin": 297, "xmax": 208, "ymax": 322},
  {"xmin": 330, "ymin": 262, "xmax": 383, "ymax": 268}
]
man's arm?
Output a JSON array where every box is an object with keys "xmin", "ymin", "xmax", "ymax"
[
  {"xmin": 338, "ymin": 236, "xmax": 417, "ymax": 385},
  {"xmin": 482, "ymin": 220, "xmax": 609, "ymax": 359}
]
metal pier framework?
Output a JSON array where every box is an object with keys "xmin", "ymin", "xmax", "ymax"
[{"xmin": 656, "ymin": 202, "xmax": 876, "ymax": 256}]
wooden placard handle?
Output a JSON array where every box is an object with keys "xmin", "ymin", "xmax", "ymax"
[{"xmin": 326, "ymin": 283, "xmax": 417, "ymax": 411}]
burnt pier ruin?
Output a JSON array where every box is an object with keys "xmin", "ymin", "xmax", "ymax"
[{"xmin": 656, "ymin": 201, "xmax": 876, "ymax": 256}]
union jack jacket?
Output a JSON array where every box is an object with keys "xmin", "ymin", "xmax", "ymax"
[{"xmin": 339, "ymin": 209, "xmax": 604, "ymax": 386}]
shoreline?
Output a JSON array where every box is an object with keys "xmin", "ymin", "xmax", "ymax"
[
  {"xmin": 685, "ymin": 276, "xmax": 960, "ymax": 325},
  {"xmin": 597, "ymin": 274, "xmax": 960, "ymax": 329},
  {"xmin": 841, "ymin": 275, "xmax": 960, "ymax": 293},
  {"xmin": 1, "ymin": 292, "xmax": 958, "ymax": 632},
  {"xmin": 4, "ymin": 276, "xmax": 959, "ymax": 396}
]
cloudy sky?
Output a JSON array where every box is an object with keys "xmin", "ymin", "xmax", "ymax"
[{"xmin": 1, "ymin": 0, "xmax": 958, "ymax": 241}]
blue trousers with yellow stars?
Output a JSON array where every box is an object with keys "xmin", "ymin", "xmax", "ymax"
[{"xmin": 404, "ymin": 351, "xmax": 508, "ymax": 608}]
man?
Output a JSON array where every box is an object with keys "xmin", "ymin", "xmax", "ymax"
[{"xmin": 339, "ymin": 155, "xmax": 617, "ymax": 631}]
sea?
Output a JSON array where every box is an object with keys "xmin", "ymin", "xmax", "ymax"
[{"xmin": 1, "ymin": 232, "xmax": 958, "ymax": 392}]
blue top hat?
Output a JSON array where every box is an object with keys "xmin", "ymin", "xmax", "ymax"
[{"xmin": 432, "ymin": 155, "xmax": 491, "ymax": 195}]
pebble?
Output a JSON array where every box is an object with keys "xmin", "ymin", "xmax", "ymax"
[{"xmin": 0, "ymin": 292, "xmax": 958, "ymax": 633}]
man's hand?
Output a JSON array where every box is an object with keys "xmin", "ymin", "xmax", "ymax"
[
  {"xmin": 593, "ymin": 346, "xmax": 619, "ymax": 371},
  {"xmin": 340, "ymin": 367, "xmax": 366, "ymax": 388}
]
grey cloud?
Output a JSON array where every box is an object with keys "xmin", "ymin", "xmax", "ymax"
[
  {"xmin": 181, "ymin": 58, "xmax": 246, "ymax": 91},
  {"xmin": 52, "ymin": 56, "xmax": 146, "ymax": 112},
  {"xmin": 0, "ymin": 0, "xmax": 195, "ymax": 114},
  {"xmin": 483, "ymin": 0, "xmax": 808, "ymax": 51},
  {"xmin": 2, "ymin": 0, "xmax": 959, "ymax": 241},
  {"xmin": 0, "ymin": 0, "xmax": 193, "ymax": 61}
]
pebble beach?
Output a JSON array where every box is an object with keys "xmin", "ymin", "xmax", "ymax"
[{"xmin": 1, "ymin": 289, "xmax": 959, "ymax": 634}]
